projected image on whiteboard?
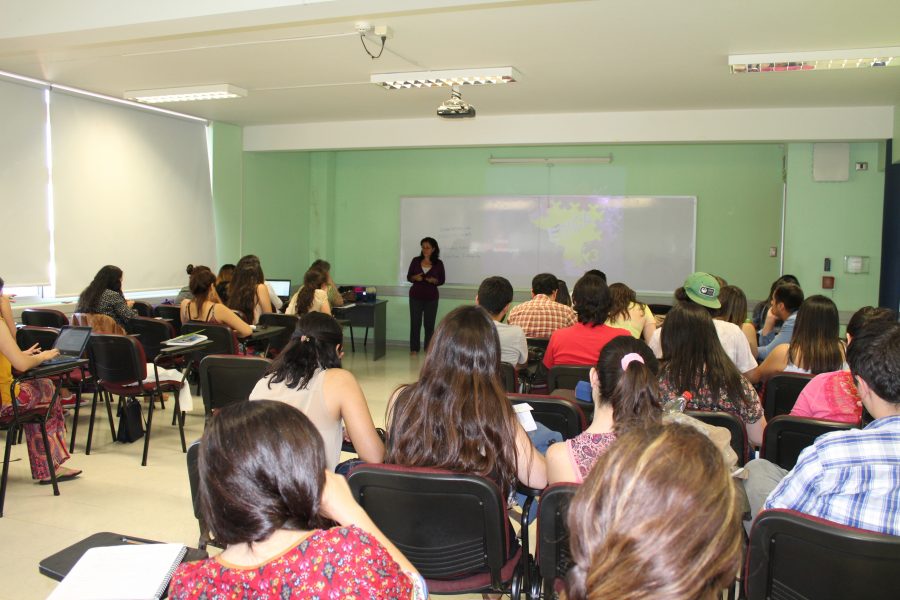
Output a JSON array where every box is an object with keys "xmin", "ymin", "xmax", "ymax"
[{"xmin": 400, "ymin": 196, "xmax": 696, "ymax": 293}]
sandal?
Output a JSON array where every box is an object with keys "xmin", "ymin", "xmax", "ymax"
[{"xmin": 39, "ymin": 467, "xmax": 82, "ymax": 485}]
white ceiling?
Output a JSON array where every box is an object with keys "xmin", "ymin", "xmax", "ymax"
[{"xmin": 0, "ymin": 0, "xmax": 898, "ymax": 127}]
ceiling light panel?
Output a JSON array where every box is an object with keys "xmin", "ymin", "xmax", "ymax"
[
  {"xmin": 729, "ymin": 47, "xmax": 900, "ymax": 73},
  {"xmin": 372, "ymin": 67, "xmax": 520, "ymax": 90},
  {"xmin": 124, "ymin": 84, "xmax": 247, "ymax": 103}
]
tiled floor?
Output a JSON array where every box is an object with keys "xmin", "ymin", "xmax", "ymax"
[{"xmin": 2, "ymin": 345, "xmax": 432, "ymax": 600}]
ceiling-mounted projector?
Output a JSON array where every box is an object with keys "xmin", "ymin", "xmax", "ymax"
[{"xmin": 437, "ymin": 87, "xmax": 475, "ymax": 118}]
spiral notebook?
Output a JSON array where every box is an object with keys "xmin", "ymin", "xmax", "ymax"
[{"xmin": 47, "ymin": 543, "xmax": 187, "ymax": 600}]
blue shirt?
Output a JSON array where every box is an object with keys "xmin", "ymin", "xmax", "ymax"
[
  {"xmin": 758, "ymin": 311, "xmax": 796, "ymax": 360},
  {"xmin": 764, "ymin": 415, "xmax": 900, "ymax": 535}
]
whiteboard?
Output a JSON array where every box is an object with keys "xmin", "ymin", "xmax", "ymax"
[{"xmin": 399, "ymin": 196, "xmax": 696, "ymax": 293}]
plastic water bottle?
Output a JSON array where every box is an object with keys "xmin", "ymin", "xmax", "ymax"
[{"xmin": 664, "ymin": 391, "xmax": 692, "ymax": 415}]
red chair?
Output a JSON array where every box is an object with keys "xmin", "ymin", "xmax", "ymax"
[
  {"xmin": 348, "ymin": 463, "xmax": 531, "ymax": 596},
  {"xmin": 745, "ymin": 509, "xmax": 900, "ymax": 600},
  {"xmin": 85, "ymin": 334, "xmax": 185, "ymax": 466}
]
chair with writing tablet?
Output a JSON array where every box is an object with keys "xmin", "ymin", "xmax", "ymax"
[
  {"xmin": 20, "ymin": 308, "xmax": 69, "ymax": 328},
  {"xmin": 153, "ymin": 304, "xmax": 182, "ymax": 335}
]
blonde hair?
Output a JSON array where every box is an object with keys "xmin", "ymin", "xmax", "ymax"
[{"xmin": 566, "ymin": 424, "xmax": 742, "ymax": 600}]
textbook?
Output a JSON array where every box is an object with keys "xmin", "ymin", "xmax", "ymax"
[
  {"xmin": 163, "ymin": 332, "xmax": 208, "ymax": 346},
  {"xmin": 47, "ymin": 542, "xmax": 187, "ymax": 600}
]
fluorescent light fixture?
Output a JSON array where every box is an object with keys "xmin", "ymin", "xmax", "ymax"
[
  {"xmin": 489, "ymin": 156, "xmax": 612, "ymax": 165},
  {"xmin": 124, "ymin": 84, "xmax": 247, "ymax": 103},
  {"xmin": 729, "ymin": 47, "xmax": 900, "ymax": 73},
  {"xmin": 372, "ymin": 67, "xmax": 520, "ymax": 90}
]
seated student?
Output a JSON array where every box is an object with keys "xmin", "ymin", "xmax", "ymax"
[
  {"xmin": 714, "ymin": 285, "xmax": 758, "ymax": 358},
  {"xmin": 543, "ymin": 274, "xmax": 630, "ymax": 370},
  {"xmin": 565, "ymin": 424, "xmax": 743, "ymax": 600},
  {"xmin": 179, "ymin": 266, "xmax": 252, "ymax": 338},
  {"xmin": 546, "ymin": 337, "xmax": 662, "ymax": 484},
  {"xmin": 742, "ymin": 323, "xmax": 900, "ymax": 535},
  {"xmin": 556, "ymin": 279, "xmax": 572, "ymax": 307},
  {"xmin": 169, "ymin": 401, "xmax": 423, "ymax": 599},
  {"xmin": 310, "ymin": 259, "xmax": 345, "ymax": 307},
  {"xmin": 214, "ymin": 263, "xmax": 234, "ymax": 303},
  {"xmin": 476, "ymin": 276, "xmax": 527, "ymax": 369},
  {"xmin": 386, "ymin": 306, "xmax": 547, "ymax": 500},
  {"xmin": 750, "ymin": 295, "xmax": 845, "ymax": 384},
  {"xmin": 75, "ymin": 265, "xmax": 137, "ymax": 327},
  {"xmin": 649, "ymin": 272, "xmax": 757, "ymax": 377},
  {"xmin": 791, "ymin": 306, "xmax": 898, "ymax": 423},
  {"xmin": 249, "ymin": 312, "xmax": 383, "ymax": 471},
  {"xmin": 757, "ymin": 282, "xmax": 804, "ymax": 360},
  {"xmin": 605, "ymin": 282, "xmax": 656, "ymax": 342},
  {"xmin": 658, "ymin": 302, "xmax": 766, "ymax": 446},
  {"xmin": 174, "ymin": 264, "xmax": 195, "ymax": 305},
  {"xmin": 286, "ymin": 267, "xmax": 332, "ymax": 316},
  {"xmin": 226, "ymin": 255, "xmax": 273, "ymax": 324},
  {"xmin": 752, "ymin": 274, "xmax": 801, "ymax": 332},
  {"xmin": 508, "ymin": 272, "xmax": 577, "ymax": 338}
]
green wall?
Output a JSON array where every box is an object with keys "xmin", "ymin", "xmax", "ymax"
[
  {"xmin": 209, "ymin": 122, "xmax": 243, "ymax": 266},
  {"xmin": 236, "ymin": 143, "xmax": 798, "ymax": 341},
  {"xmin": 784, "ymin": 142, "xmax": 884, "ymax": 312}
]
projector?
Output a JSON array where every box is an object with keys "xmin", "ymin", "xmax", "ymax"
[{"xmin": 437, "ymin": 88, "xmax": 476, "ymax": 119}]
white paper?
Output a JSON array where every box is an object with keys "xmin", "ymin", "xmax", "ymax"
[
  {"xmin": 47, "ymin": 543, "xmax": 186, "ymax": 600},
  {"xmin": 513, "ymin": 403, "xmax": 537, "ymax": 432}
]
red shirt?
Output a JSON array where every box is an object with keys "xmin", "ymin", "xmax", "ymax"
[
  {"xmin": 543, "ymin": 322, "xmax": 631, "ymax": 369},
  {"xmin": 170, "ymin": 525, "xmax": 413, "ymax": 599}
]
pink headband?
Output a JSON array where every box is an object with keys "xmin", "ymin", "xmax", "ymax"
[{"xmin": 620, "ymin": 352, "xmax": 645, "ymax": 371}]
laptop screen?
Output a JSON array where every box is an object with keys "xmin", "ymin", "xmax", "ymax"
[
  {"xmin": 268, "ymin": 279, "xmax": 291, "ymax": 297},
  {"xmin": 55, "ymin": 327, "xmax": 91, "ymax": 355}
]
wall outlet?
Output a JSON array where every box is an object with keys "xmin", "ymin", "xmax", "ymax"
[
  {"xmin": 855, "ymin": 162, "xmax": 868, "ymax": 171},
  {"xmin": 374, "ymin": 25, "xmax": 394, "ymax": 39},
  {"xmin": 769, "ymin": 246, "xmax": 778, "ymax": 257}
]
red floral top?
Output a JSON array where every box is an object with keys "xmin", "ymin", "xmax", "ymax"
[
  {"xmin": 658, "ymin": 371, "xmax": 763, "ymax": 424},
  {"xmin": 169, "ymin": 525, "xmax": 413, "ymax": 600},
  {"xmin": 565, "ymin": 431, "xmax": 617, "ymax": 483}
]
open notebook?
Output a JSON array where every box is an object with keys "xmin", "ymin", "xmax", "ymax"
[{"xmin": 47, "ymin": 543, "xmax": 187, "ymax": 600}]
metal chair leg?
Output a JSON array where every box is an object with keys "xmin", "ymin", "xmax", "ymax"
[
  {"xmin": 39, "ymin": 421, "xmax": 60, "ymax": 496},
  {"xmin": 141, "ymin": 394, "xmax": 153, "ymax": 466},
  {"xmin": 85, "ymin": 389, "xmax": 99, "ymax": 455},
  {"xmin": 0, "ymin": 425, "xmax": 16, "ymax": 517}
]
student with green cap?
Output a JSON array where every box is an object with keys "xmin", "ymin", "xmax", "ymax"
[{"xmin": 648, "ymin": 272, "xmax": 757, "ymax": 376}]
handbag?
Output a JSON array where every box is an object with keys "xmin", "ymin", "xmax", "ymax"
[{"xmin": 116, "ymin": 398, "xmax": 145, "ymax": 443}]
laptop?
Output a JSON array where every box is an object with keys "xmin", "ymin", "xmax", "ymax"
[
  {"xmin": 40, "ymin": 326, "xmax": 92, "ymax": 366},
  {"xmin": 267, "ymin": 279, "xmax": 291, "ymax": 301}
]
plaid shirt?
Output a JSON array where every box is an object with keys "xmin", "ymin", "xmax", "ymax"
[
  {"xmin": 764, "ymin": 415, "xmax": 900, "ymax": 535},
  {"xmin": 507, "ymin": 294, "xmax": 577, "ymax": 339}
]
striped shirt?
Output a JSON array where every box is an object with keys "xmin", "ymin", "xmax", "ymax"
[
  {"xmin": 764, "ymin": 415, "xmax": 900, "ymax": 535},
  {"xmin": 507, "ymin": 294, "xmax": 576, "ymax": 339}
]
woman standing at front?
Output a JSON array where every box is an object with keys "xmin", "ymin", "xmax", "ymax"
[{"xmin": 406, "ymin": 237, "xmax": 444, "ymax": 355}]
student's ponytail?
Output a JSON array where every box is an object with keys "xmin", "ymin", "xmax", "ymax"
[{"xmin": 596, "ymin": 337, "xmax": 662, "ymax": 433}]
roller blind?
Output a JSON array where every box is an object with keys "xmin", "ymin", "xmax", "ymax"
[
  {"xmin": 50, "ymin": 91, "xmax": 215, "ymax": 297},
  {"xmin": 0, "ymin": 78, "xmax": 52, "ymax": 286}
]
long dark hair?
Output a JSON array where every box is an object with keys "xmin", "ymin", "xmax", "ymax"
[
  {"xmin": 200, "ymin": 401, "xmax": 326, "ymax": 545},
  {"xmin": 292, "ymin": 268, "xmax": 328, "ymax": 316},
  {"xmin": 76, "ymin": 265, "xmax": 124, "ymax": 312},
  {"xmin": 385, "ymin": 306, "xmax": 519, "ymax": 493},
  {"xmin": 607, "ymin": 282, "xmax": 642, "ymax": 322},
  {"xmin": 714, "ymin": 285, "xmax": 749, "ymax": 327},
  {"xmin": 660, "ymin": 302, "xmax": 752, "ymax": 409},
  {"xmin": 419, "ymin": 237, "xmax": 440, "ymax": 261},
  {"xmin": 265, "ymin": 312, "xmax": 342, "ymax": 390},
  {"xmin": 596, "ymin": 337, "xmax": 662, "ymax": 433},
  {"xmin": 227, "ymin": 263, "xmax": 262, "ymax": 323},
  {"xmin": 788, "ymin": 295, "xmax": 843, "ymax": 374}
]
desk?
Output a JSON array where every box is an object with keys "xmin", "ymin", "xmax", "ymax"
[
  {"xmin": 240, "ymin": 325, "xmax": 285, "ymax": 355},
  {"xmin": 333, "ymin": 300, "xmax": 387, "ymax": 361}
]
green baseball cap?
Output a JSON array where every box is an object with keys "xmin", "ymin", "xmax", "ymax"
[{"xmin": 683, "ymin": 272, "xmax": 721, "ymax": 309}]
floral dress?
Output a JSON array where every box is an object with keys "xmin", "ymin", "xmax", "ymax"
[
  {"xmin": 565, "ymin": 431, "xmax": 617, "ymax": 483},
  {"xmin": 170, "ymin": 525, "xmax": 414, "ymax": 599},
  {"xmin": 658, "ymin": 370, "xmax": 763, "ymax": 424}
]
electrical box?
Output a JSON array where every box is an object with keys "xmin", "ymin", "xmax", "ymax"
[{"xmin": 844, "ymin": 256, "xmax": 870, "ymax": 274}]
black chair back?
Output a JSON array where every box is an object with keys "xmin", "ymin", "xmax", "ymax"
[
  {"xmin": 763, "ymin": 373, "xmax": 814, "ymax": 421},
  {"xmin": 132, "ymin": 301, "xmax": 154, "ymax": 317},
  {"xmin": 746, "ymin": 509, "xmax": 900, "ymax": 600},
  {"xmin": 20, "ymin": 308, "xmax": 68, "ymax": 328},
  {"xmin": 547, "ymin": 365, "xmax": 591, "ymax": 391},
  {"xmin": 761, "ymin": 416, "xmax": 856, "ymax": 470},
  {"xmin": 186, "ymin": 440, "xmax": 221, "ymax": 550},
  {"xmin": 153, "ymin": 304, "xmax": 183, "ymax": 335},
  {"xmin": 348, "ymin": 464, "xmax": 523, "ymax": 594},
  {"xmin": 125, "ymin": 316, "xmax": 176, "ymax": 363},
  {"xmin": 647, "ymin": 303, "xmax": 672, "ymax": 315},
  {"xmin": 16, "ymin": 326, "xmax": 59, "ymax": 353},
  {"xmin": 500, "ymin": 362, "xmax": 518, "ymax": 392},
  {"xmin": 526, "ymin": 337, "xmax": 550, "ymax": 363},
  {"xmin": 537, "ymin": 483, "xmax": 578, "ymax": 598},
  {"xmin": 685, "ymin": 410, "xmax": 749, "ymax": 466},
  {"xmin": 509, "ymin": 394, "xmax": 587, "ymax": 440},
  {"xmin": 199, "ymin": 355, "xmax": 270, "ymax": 419},
  {"xmin": 88, "ymin": 334, "xmax": 146, "ymax": 384},
  {"xmin": 257, "ymin": 312, "xmax": 298, "ymax": 355}
]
